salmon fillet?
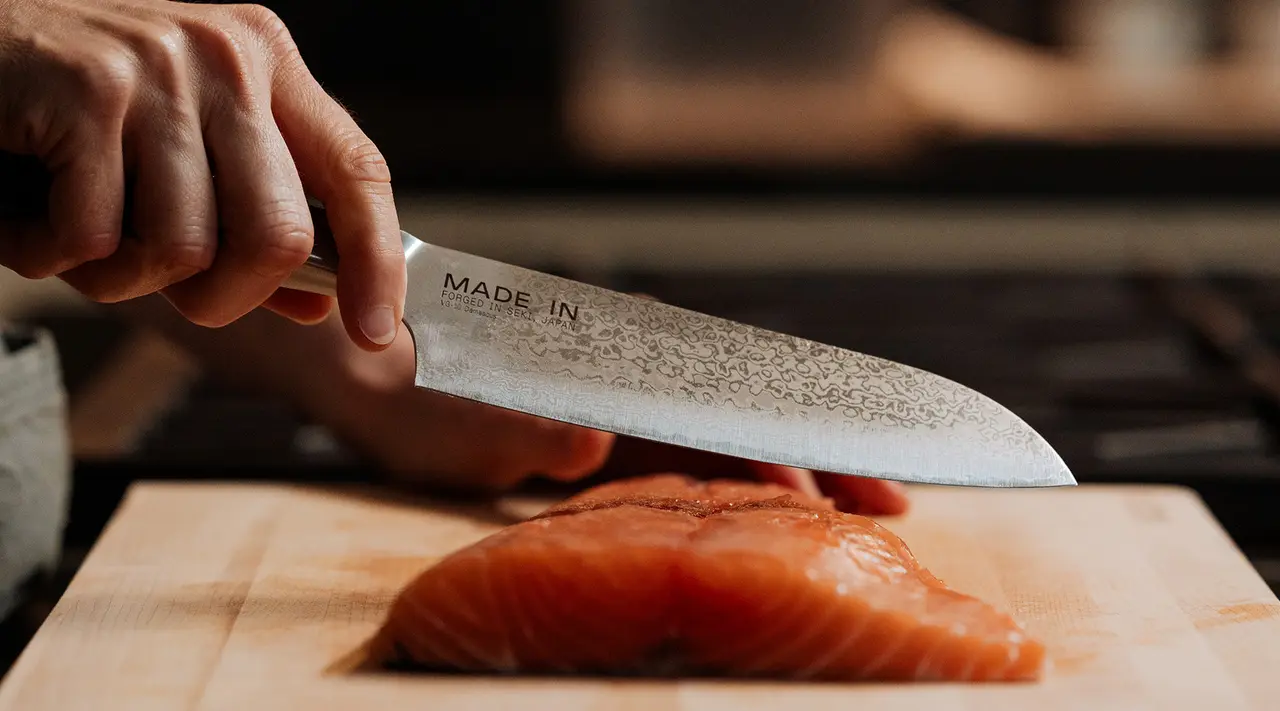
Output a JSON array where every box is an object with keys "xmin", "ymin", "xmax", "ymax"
[{"xmin": 370, "ymin": 474, "xmax": 1046, "ymax": 682}]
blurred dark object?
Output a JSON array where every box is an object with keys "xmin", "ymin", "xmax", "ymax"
[{"xmin": 225, "ymin": 0, "xmax": 1280, "ymax": 197}]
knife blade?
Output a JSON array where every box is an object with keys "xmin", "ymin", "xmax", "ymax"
[
  {"xmin": 285, "ymin": 210, "xmax": 1073, "ymax": 488},
  {"xmin": 0, "ymin": 153, "xmax": 1074, "ymax": 487}
]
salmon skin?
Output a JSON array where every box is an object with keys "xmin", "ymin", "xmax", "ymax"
[{"xmin": 368, "ymin": 474, "xmax": 1046, "ymax": 682}]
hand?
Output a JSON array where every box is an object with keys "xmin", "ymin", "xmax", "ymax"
[
  {"xmin": 0, "ymin": 0, "xmax": 404, "ymax": 350},
  {"xmin": 326, "ymin": 322, "xmax": 910, "ymax": 516}
]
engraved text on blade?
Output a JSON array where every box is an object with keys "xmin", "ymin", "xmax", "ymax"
[{"xmin": 422, "ymin": 259, "xmax": 1035, "ymax": 453}]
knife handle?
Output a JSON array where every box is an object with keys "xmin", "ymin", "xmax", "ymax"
[{"xmin": 0, "ymin": 150, "xmax": 341, "ymax": 296}]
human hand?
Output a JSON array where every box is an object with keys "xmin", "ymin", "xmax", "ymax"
[{"xmin": 0, "ymin": 0, "xmax": 403, "ymax": 350}]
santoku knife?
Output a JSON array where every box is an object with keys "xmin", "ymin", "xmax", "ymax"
[{"xmin": 0, "ymin": 155, "xmax": 1074, "ymax": 488}]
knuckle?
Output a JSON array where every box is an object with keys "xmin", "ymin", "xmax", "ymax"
[
  {"xmin": 331, "ymin": 133, "xmax": 392, "ymax": 185},
  {"xmin": 68, "ymin": 49, "xmax": 138, "ymax": 115},
  {"xmin": 229, "ymin": 4, "xmax": 305, "ymax": 71},
  {"xmin": 69, "ymin": 230, "xmax": 120, "ymax": 263},
  {"xmin": 183, "ymin": 18, "xmax": 257, "ymax": 102},
  {"xmin": 157, "ymin": 228, "xmax": 217, "ymax": 274},
  {"xmin": 184, "ymin": 5, "xmax": 299, "ymax": 111},
  {"xmin": 130, "ymin": 24, "xmax": 188, "ymax": 95},
  {"xmin": 249, "ymin": 205, "xmax": 313, "ymax": 275},
  {"xmin": 230, "ymin": 4, "xmax": 290, "ymax": 44},
  {"xmin": 241, "ymin": 5, "xmax": 302, "ymax": 69}
]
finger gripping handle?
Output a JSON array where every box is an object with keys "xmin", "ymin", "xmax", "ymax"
[{"xmin": 0, "ymin": 150, "xmax": 340, "ymax": 296}]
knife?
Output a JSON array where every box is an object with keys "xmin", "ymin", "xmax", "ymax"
[{"xmin": 0, "ymin": 153, "xmax": 1074, "ymax": 488}]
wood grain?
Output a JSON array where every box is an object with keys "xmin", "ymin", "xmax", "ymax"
[{"xmin": 1, "ymin": 482, "xmax": 1278, "ymax": 710}]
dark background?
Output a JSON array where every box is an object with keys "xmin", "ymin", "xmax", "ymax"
[{"xmin": 257, "ymin": 0, "xmax": 1280, "ymax": 201}]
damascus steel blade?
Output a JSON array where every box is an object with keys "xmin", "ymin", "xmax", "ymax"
[{"xmin": 400, "ymin": 237, "xmax": 1074, "ymax": 488}]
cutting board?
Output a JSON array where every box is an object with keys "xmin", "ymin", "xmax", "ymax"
[{"xmin": 2, "ymin": 481, "xmax": 1279, "ymax": 710}]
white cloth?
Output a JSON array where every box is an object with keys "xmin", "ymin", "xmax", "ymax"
[{"xmin": 0, "ymin": 327, "xmax": 70, "ymax": 621}]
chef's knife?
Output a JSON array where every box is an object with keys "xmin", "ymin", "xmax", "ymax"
[{"xmin": 0, "ymin": 153, "xmax": 1074, "ymax": 487}]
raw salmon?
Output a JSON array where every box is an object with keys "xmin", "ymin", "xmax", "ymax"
[{"xmin": 369, "ymin": 474, "xmax": 1046, "ymax": 682}]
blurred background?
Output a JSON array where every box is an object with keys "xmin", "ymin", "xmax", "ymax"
[{"xmin": 6, "ymin": 0, "xmax": 1280, "ymax": 666}]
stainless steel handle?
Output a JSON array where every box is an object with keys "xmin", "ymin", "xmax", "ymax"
[
  {"xmin": 280, "ymin": 201, "xmax": 343, "ymax": 297},
  {"xmin": 0, "ymin": 152, "xmax": 418, "ymax": 298}
]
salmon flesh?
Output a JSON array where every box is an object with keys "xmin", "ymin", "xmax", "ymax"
[{"xmin": 369, "ymin": 474, "xmax": 1046, "ymax": 681}]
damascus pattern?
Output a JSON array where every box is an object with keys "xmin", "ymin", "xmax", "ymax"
[{"xmin": 400, "ymin": 240, "xmax": 1073, "ymax": 488}]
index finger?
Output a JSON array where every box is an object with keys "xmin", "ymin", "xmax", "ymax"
[{"xmin": 271, "ymin": 58, "xmax": 405, "ymax": 351}]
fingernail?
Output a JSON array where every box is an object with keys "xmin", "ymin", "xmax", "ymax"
[{"xmin": 360, "ymin": 305, "xmax": 398, "ymax": 345}]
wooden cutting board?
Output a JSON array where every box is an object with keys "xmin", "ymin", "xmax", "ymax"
[{"xmin": 2, "ymin": 481, "xmax": 1279, "ymax": 710}]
